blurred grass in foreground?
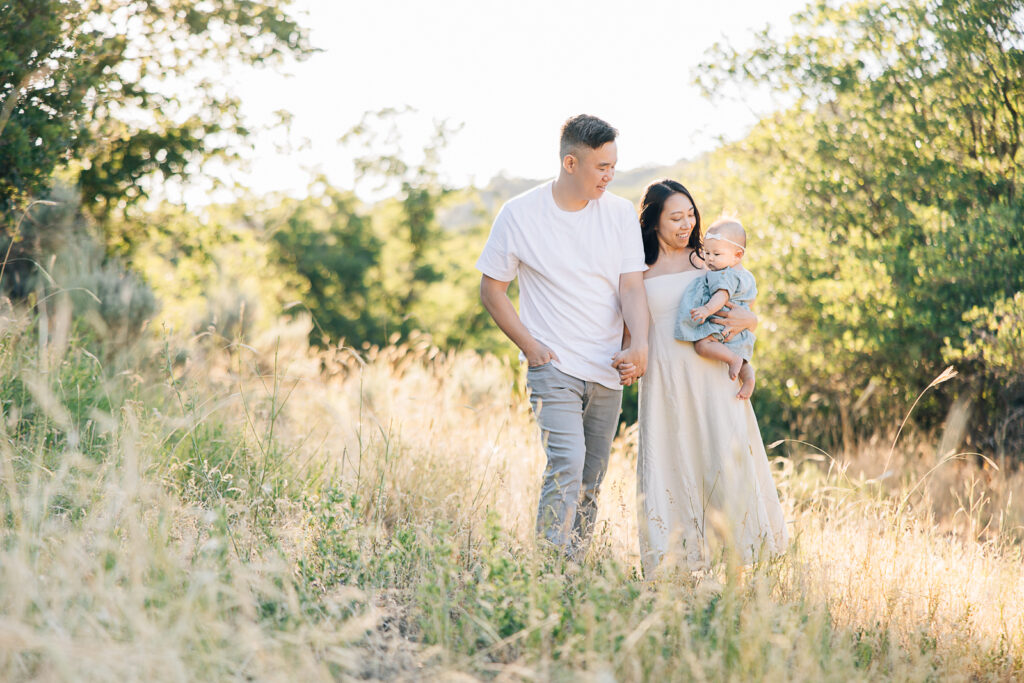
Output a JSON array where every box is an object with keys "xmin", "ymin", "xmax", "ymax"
[{"xmin": 0, "ymin": 300, "xmax": 1021, "ymax": 680}]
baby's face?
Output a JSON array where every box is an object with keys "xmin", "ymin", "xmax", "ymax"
[{"xmin": 703, "ymin": 238, "xmax": 744, "ymax": 271}]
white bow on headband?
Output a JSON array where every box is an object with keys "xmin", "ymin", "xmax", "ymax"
[{"xmin": 704, "ymin": 232, "xmax": 746, "ymax": 252}]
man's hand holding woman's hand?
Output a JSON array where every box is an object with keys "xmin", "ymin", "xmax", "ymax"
[
  {"xmin": 525, "ymin": 340, "xmax": 559, "ymax": 367},
  {"xmin": 612, "ymin": 344, "xmax": 648, "ymax": 387}
]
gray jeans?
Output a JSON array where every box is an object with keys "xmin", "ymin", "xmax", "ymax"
[{"xmin": 526, "ymin": 363, "xmax": 622, "ymax": 561}]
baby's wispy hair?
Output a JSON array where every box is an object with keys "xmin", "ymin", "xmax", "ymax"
[{"xmin": 706, "ymin": 214, "xmax": 747, "ymax": 249}]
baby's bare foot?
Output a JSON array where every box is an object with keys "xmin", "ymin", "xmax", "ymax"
[
  {"xmin": 737, "ymin": 362, "xmax": 755, "ymax": 400},
  {"xmin": 727, "ymin": 355, "xmax": 743, "ymax": 380}
]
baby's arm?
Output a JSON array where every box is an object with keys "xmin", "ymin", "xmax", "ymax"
[{"xmin": 690, "ymin": 289, "xmax": 731, "ymax": 324}]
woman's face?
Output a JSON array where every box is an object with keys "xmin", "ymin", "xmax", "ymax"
[{"xmin": 656, "ymin": 192, "xmax": 696, "ymax": 251}]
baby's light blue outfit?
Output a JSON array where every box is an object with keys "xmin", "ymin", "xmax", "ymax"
[{"xmin": 674, "ymin": 267, "xmax": 757, "ymax": 361}]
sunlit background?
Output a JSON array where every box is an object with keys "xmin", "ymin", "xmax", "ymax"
[
  {"xmin": 2, "ymin": 1, "xmax": 1023, "ymax": 679},
  {"xmin": 219, "ymin": 0, "xmax": 808, "ymax": 198}
]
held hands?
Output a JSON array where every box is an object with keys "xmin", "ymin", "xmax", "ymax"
[
  {"xmin": 612, "ymin": 344, "xmax": 648, "ymax": 387},
  {"xmin": 690, "ymin": 305, "xmax": 712, "ymax": 324},
  {"xmin": 525, "ymin": 340, "xmax": 559, "ymax": 367}
]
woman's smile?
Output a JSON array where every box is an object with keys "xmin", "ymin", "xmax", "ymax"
[{"xmin": 654, "ymin": 191, "xmax": 698, "ymax": 253}]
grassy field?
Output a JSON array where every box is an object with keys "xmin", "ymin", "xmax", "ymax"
[{"xmin": 1, "ymin": 302, "xmax": 1022, "ymax": 681}]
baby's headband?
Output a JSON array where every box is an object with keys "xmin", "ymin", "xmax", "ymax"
[{"xmin": 704, "ymin": 232, "xmax": 746, "ymax": 253}]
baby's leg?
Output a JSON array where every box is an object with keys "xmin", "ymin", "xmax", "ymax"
[
  {"xmin": 737, "ymin": 361, "xmax": 755, "ymax": 400},
  {"xmin": 693, "ymin": 337, "xmax": 744, "ymax": 380}
]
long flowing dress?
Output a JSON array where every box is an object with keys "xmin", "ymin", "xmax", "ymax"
[{"xmin": 637, "ymin": 269, "xmax": 788, "ymax": 576}]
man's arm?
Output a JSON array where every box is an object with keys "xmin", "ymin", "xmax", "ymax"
[
  {"xmin": 612, "ymin": 271, "xmax": 649, "ymax": 379},
  {"xmin": 479, "ymin": 275, "xmax": 559, "ymax": 366}
]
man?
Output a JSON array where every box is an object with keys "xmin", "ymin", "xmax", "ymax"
[{"xmin": 476, "ymin": 114, "xmax": 649, "ymax": 561}]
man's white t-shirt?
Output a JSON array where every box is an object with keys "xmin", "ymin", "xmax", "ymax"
[{"xmin": 476, "ymin": 180, "xmax": 647, "ymax": 390}]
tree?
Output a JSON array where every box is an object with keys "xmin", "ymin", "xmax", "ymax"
[
  {"xmin": 342, "ymin": 108, "xmax": 458, "ymax": 333},
  {"xmin": 263, "ymin": 110, "xmax": 507, "ymax": 352},
  {"xmin": 269, "ymin": 181, "xmax": 383, "ymax": 347},
  {"xmin": 695, "ymin": 0, "xmax": 1024, "ymax": 449},
  {"xmin": 0, "ymin": 0, "xmax": 312, "ymax": 227}
]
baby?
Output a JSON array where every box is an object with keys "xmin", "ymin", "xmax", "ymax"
[{"xmin": 674, "ymin": 218, "xmax": 757, "ymax": 399}]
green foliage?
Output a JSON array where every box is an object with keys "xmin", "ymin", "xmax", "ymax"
[
  {"xmin": 944, "ymin": 290, "xmax": 1024, "ymax": 449},
  {"xmin": 0, "ymin": 186, "xmax": 158, "ymax": 359},
  {"xmin": 123, "ymin": 200, "xmax": 299, "ymax": 338},
  {"xmin": 296, "ymin": 480, "xmax": 950, "ymax": 680},
  {"xmin": 948, "ymin": 291, "xmax": 1024, "ymax": 386},
  {"xmin": 2, "ymin": 294, "xmax": 1021, "ymax": 679},
  {"xmin": 0, "ymin": 0, "xmax": 312, "ymax": 237},
  {"xmin": 0, "ymin": 313, "xmax": 369, "ymax": 679},
  {"xmin": 0, "ymin": 1, "xmax": 84, "ymax": 215},
  {"xmin": 0, "ymin": 308, "xmax": 130, "ymax": 481},
  {"xmin": 339, "ymin": 109, "xmax": 453, "ymax": 344},
  {"xmin": 695, "ymin": 0, "xmax": 1024, "ymax": 447},
  {"xmin": 262, "ymin": 111, "xmax": 507, "ymax": 352},
  {"xmin": 269, "ymin": 182, "xmax": 382, "ymax": 346},
  {"xmin": 157, "ymin": 339, "xmax": 312, "ymax": 560}
]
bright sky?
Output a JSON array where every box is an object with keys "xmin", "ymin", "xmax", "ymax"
[{"xmin": 220, "ymin": 0, "xmax": 808, "ymax": 197}]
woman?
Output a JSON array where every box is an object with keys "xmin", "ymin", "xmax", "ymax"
[{"xmin": 621, "ymin": 179, "xmax": 788, "ymax": 576}]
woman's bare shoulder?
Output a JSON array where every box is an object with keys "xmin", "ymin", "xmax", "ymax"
[{"xmin": 644, "ymin": 248, "xmax": 705, "ymax": 279}]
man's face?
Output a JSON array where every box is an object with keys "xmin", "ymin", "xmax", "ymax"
[{"xmin": 570, "ymin": 141, "xmax": 617, "ymax": 200}]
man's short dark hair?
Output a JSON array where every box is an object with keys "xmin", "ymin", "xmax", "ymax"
[{"xmin": 560, "ymin": 114, "xmax": 617, "ymax": 160}]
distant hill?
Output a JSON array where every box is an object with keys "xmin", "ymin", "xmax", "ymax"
[{"xmin": 438, "ymin": 157, "xmax": 701, "ymax": 231}]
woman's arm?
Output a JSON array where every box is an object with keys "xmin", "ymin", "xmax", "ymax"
[{"xmin": 711, "ymin": 303, "xmax": 757, "ymax": 341}]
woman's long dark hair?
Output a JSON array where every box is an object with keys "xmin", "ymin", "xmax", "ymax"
[{"xmin": 639, "ymin": 179, "xmax": 703, "ymax": 267}]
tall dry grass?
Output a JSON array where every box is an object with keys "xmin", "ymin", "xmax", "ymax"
[{"xmin": 1, "ymin": 304, "xmax": 1022, "ymax": 680}]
